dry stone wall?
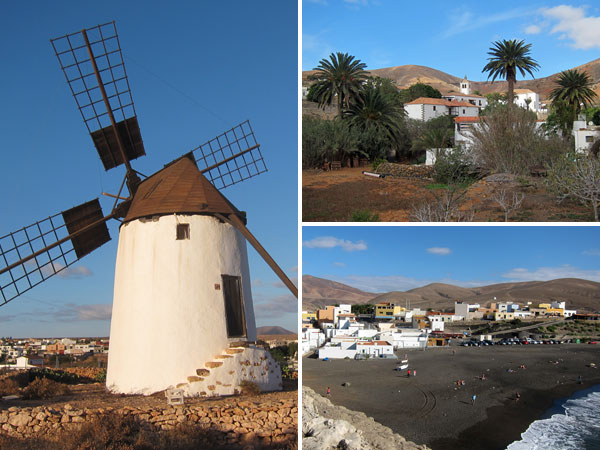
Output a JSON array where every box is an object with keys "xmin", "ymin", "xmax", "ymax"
[
  {"xmin": 375, "ymin": 163, "xmax": 433, "ymax": 179},
  {"xmin": 0, "ymin": 397, "xmax": 297, "ymax": 447}
]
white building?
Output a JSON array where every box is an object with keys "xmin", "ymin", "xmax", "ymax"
[
  {"xmin": 356, "ymin": 341, "xmax": 394, "ymax": 358},
  {"xmin": 514, "ymin": 89, "xmax": 540, "ymax": 112},
  {"xmin": 404, "ymin": 97, "xmax": 479, "ymax": 122},
  {"xmin": 573, "ymin": 121, "xmax": 600, "ymax": 154},
  {"xmin": 318, "ymin": 341, "xmax": 358, "ymax": 360},
  {"xmin": 390, "ymin": 329, "xmax": 429, "ymax": 349},
  {"xmin": 302, "ymin": 327, "xmax": 326, "ymax": 355}
]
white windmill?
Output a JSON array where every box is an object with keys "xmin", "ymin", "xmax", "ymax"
[{"xmin": 0, "ymin": 22, "xmax": 297, "ymax": 397}]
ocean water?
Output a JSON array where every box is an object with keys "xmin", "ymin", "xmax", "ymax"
[{"xmin": 507, "ymin": 385, "xmax": 600, "ymax": 450}]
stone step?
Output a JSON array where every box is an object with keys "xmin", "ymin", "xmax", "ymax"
[
  {"xmin": 229, "ymin": 341, "xmax": 249, "ymax": 348},
  {"xmin": 225, "ymin": 348, "xmax": 244, "ymax": 355},
  {"xmin": 187, "ymin": 376, "xmax": 204, "ymax": 383},
  {"xmin": 196, "ymin": 368, "xmax": 210, "ymax": 376},
  {"xmin": 205, "ymin": 361, "xmax": 223, "ymax": 369},
  {"xmin": 215, "ymin": 354, "xmax": 233, "ymax": 359}
]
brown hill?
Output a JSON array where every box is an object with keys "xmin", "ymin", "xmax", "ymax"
[
  {"xmin": 303, "ymin": 58, "xmax": 600, "ymax": 102},
  {"xmin": 302, "ymin": 275, "xmax": 376, "ymax": 310},
  {"xmin": 256, "ymin": 326, "xmax": 296, "ymax": 336},
  {"xmin": 303, "ymin": 275, "xmax": 600, "ymax": 313}
]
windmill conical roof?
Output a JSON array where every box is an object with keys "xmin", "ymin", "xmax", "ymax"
[{"xmin": 123, "ymin": 155, "xmax": 244, "ymax": 223}]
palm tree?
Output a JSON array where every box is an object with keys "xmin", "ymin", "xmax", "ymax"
[
  {"xmin": 549, "ymin": 69, "xmax": 598, "ymax": 134},
  {"xmin": 482, "ymin": 39, "xmax": 540, "ymax": 108},
  {"xmin": 310, "ymin": 52, "xmax": 369, "ymax": 118},
  {"xmin": 343, "ymin": 85, "xmax": 406, "ymax": 147}
]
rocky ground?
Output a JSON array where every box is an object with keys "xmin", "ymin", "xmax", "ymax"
[{"xmin": 302, "ymin": 386, "xmax": 429, "ymax": 450}]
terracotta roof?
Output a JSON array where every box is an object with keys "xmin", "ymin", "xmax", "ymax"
[
  {"xmin": 406, "ymin": 97, "xmax": 479, "ymax": 108},
  {"xmin": 454, "ymin": 116, "xmax": 481, "ymax": 123},
  {"xmin": 123, "ymin": 156, "xmax": 244, "ymax": 223},
  {"xmin": 514, "ymin": 89, "xmax": 535, "ymax": 94}
]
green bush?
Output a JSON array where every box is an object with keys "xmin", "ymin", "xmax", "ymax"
[
  {"xmin": 349, "ymin": 210, "xmax": 380, "ymax": 222},
  {"xmin": 432, "ymin": 147, "xmax": 476, "ymax": 185}
]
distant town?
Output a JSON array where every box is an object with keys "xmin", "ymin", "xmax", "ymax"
[
  {"xmin": 303, "ymin": 299, "xmax": 600, "ymax": 359},
  {"xmin": 0, "ymin": 337, "xmax": 109, "ymax": 369}
]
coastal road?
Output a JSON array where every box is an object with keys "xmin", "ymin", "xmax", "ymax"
[{"xmin": 487, "ymin": 318, "xmax": 566, "ymax": 336}]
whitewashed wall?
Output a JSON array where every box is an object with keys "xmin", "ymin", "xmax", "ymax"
[{"xmin": 107, "ymin": 214, "xmax": 261, "ymax": 395}]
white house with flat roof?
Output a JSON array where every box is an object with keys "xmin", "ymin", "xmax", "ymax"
[{"xmin": 514, "ymin": 89, "xmax": 540, "ymax": 112}]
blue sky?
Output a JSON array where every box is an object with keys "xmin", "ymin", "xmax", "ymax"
[
  {"xmin": 0, "ymin": 1, "xmax": 298, "ymax": 337},
  {"xmin": 302, "ymin": 226, "xmax": 600, "ymax": 293},
  {"xmin": 303, "ymin": 1, "xmax": 600, "ymax": 80}
]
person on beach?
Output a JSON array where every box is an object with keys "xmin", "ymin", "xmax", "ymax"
[
  {"xmin": 515, "ymin": 392, "xmax": 521, "ymax": 401},
  {"xmin": 471, "ymin": 394, "xmax": 477, "ymax": 405},
  {"xmin": 327, "ymin": 386, "xmax": 331, "ymax": 396},
  {"xmin": 578, "ymin": 375, "xmax": 583, "ymax": 384},
  {"xmin": 413, "ymin": 370, "xmax": 416, "ymax": 377},
  {"xmin": 407, "ymin": 369, "xmax": 411, "ymax": 378}
]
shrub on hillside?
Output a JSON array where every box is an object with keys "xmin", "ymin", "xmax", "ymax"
[{"xmin": 21, "ymin": 378, "xmax": 69, "ymax": 400}]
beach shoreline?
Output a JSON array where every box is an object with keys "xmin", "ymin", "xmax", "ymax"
[{"xmin": 303, "ymin": 345, "xmax": 600, "ymax": 450}]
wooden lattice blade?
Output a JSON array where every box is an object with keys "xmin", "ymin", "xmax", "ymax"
[{"xmin": 0, "ymin": 199, "xmax": 112, "ymax": 306}]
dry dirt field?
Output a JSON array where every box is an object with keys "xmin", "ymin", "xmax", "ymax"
[{"xmin": 302, "ymin": 167, "xmax": 593, "ymax": 222}]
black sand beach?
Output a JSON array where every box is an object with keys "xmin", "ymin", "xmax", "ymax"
[{"xmin": 303, "ymin": 344, "xmax": 600, "ymax": 450}]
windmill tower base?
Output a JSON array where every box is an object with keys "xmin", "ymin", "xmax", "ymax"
[{"xmin": 106, "ymin": 214, "xmax": 282, "ymax": 396}]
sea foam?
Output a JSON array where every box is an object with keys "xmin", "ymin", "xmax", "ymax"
[{"xmin": 507, "ymin": 386, "xmax": 600, "ymax": 450}]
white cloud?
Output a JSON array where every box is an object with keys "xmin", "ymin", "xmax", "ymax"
[
  {"xmin": 303, "ymin": 236, "xmax": 367, "ymax": 252},
  {"xmin": 333, "ymin": 262, "xmax": 346, "ymax": 267},
  {"xmin": 541, "ymin": 5, "xmax": 600, "ymax": 49},
  {"xmin": 427, "ymin": 247, "xmax": 451, "ymax": 256},
  {"xmin": 57, "ymin": 265, "xmax": 92, "ymax": 279},
  {"xmin": 254, "ymin": 294, "xmax": 298, "ymax": 319},
  {"xmin": 583, "ymin": 249, "xmax": 600, "ymax": 256},
  {"xmin": 444, "ymin": 7, "xmax": 536, "ymax": 38},
  {"xmin": 525, "ymin": 24, "xmax": 542, "ymax": 34},
  {"xmin": 252, "ymin": 279, "xmax": 264, "ymax": 287},
  {"xmin": 25, "ymin": 260, "xmax": 92, "ymax": 279},
  {"xmin": 503, "ymin": 265, "xmax": 600, "ymax": 282},
  {"xmin": 72, "ymin": 304, "xmax": 112, "ymax": 321},
  {"xmin": 271, "ymin": 276, "xmax": 298, "ymax": 289}
]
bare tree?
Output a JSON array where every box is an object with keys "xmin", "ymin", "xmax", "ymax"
[
  {"xmin": 469, "ymin": 106, "xmax": 568, "ymax": 175},
  {"xmin": 493, "ymin": 188, "xmax": 525, "ymax": 221},
  {"xmin": 410, "ymin": 189, "xmax": 474, "ymax": 222},
  {"xmin": 547, "ymin": 156, "xmax": 600, "ymax": 221}
]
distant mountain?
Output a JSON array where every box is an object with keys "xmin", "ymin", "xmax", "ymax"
[
  {"xmin": 256, "ymin": 326, "xmax": 296, "ymax": 336},
  {"xmin": 302, "ymin": 275, "xmax": 376, "ymax": 310},
  {"xmin": 302, "ymin": 58, "xmax": 600, "ymax": 101},
  {"xmin": 302, "ymin": 275, "xmax": 600, "ymax": 313}
]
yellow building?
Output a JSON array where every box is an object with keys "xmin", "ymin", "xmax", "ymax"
[
  {"xmin": 494, "ymin": 312, "xmax": 515, "ymax": 321},
  {"xmin": 393, "ymin": 305, "xmax": 406, "ymax": 315},
  {"xmin": 546, "ymin": 308, "xmax": 563, "ymax": 316},
  {"xmin": 302, "ymin": 311, "xmax": 317, "ymax": 322},
  {"xmin": 375, "ymin": 302, "xmax": 395, "ymax": 319},
  {"xmin": 538, "ymin": 303, "xmax": 552, "ymax": 309}
]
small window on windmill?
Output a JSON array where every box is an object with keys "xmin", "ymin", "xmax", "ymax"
[{"xmin": 176, "ymin": 224, "xmax": 190, "ymax": 240}]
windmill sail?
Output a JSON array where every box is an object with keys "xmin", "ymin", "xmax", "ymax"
[
  {"xmin": 192, "ymin": 120, "xmax": 267, "ymax": 190},
  {"xmin": 50, "ymin": 22, "xmax": 145, "ymax": 173},
  {"xmin": 0, "ymin": 199, "xmax": 111, "ymax": 306}
]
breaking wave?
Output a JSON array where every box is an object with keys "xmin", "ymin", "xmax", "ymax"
[{"xmin": 507, "ymin": 385, "xmax": 600, "ymax": 450}]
